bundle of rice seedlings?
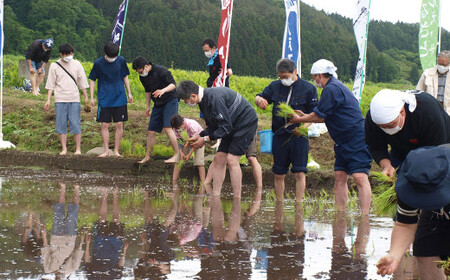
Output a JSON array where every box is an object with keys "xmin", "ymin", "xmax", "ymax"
[
  {"xmin": 177, "ymin": 130, "xmax": 190, "ymax": 145},
  {"xmin": 437, "ymin": 257, "xmax": 450, "ymax": 277},
  {"xmin": 294, "ymin": 124, "xmax": 308, "ymax": 137},
  {"xmin": 372, "ymin": 171, "xmax": 397, "ymax": 216},
  {"xmin": 276, "ymin": 102, "xmax": 296, "ymax": 118}
]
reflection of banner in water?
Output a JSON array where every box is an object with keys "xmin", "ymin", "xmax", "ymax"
[
  {"xmin": 419, "ymin": 0, "xmax": 440, "ymax": 70},
  {"xmin": 282, "ymin": 0, "xmax": 301, "ymax": 75},
  {"xmin": 352, "ymin": 0, "xmax": 371, "ymax": 103},
  {"xmin": 213, "ymin": 0, "xmax": 234, "ymax": 87},
  {"xmin": 111, "ymin": 0, "xmax": 129, "ymax": 55}
]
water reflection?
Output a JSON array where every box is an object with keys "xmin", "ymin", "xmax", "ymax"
[
  {"xmin": 267, "ymin": 201, "xmax": 305, "ymax": 280},
  {"xmin": 0, "ymin": 175, "xmax": 406, "ymax": 279},
  {"xmin": 85, "ymin": 187, "xmax": 128, "ymax": 279},
  {"xmin": 329, "ymin": 212, "xmax": 369, "ymax": 279}
]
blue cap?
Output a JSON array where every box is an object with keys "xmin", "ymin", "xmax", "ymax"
[
  {"xmin": 395, "ymin": 146, "xmax": 450, "ymax": 210},
  {"xmin": 43, "ymin": 38, "xmax": 53, "ymax": 48}
]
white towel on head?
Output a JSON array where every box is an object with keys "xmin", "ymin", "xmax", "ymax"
[
  {"xmin": 370, "ymin": 89, "xmax": 417, "ymax": 124},
  {"xmin": 310, "ymin": 59, "xmax": 338, "ymax": 78}
]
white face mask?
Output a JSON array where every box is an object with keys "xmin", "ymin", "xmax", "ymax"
[
  {"xmin": 313, "ymin": 79, "xmax": 323, "ymax": 88},
  {"xmin": 106, "ymin": 56, "xmax": 117, "ymax": 63},
  {"xmin": 380, "ymin": 115, "xmax": 404, "ymax": 135},
  {"xmin": 186, "ymin": 101, "xmax": 197, "ymax": 107},
  {"xmin": 204, "ymin": 51, "xmax": 213, "ymax": 58},
  {"xmin": 437, "ymin": 65, "xmax": 449, "ymax": 74},
  {"xmin": 281, "ymin": 78, "xmax": 294, "ymax": 87},
  {"xmin": 63, "ymin": 55, "xmax": 73, "ymax": 62},
  {"xmin": 139, "ymin": 71, "xmax": 148, "ymax": 77},
  {"xmin": 380, "ymin": 126, "xmax": 402, "ymax": 135}
]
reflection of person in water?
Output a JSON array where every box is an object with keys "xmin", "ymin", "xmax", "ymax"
[
  {"xmin": 134, "ymin": 189, "xmax": 178, "ymax": 279},
  {"xmin": 196, "ymin": 196, "xmax": 252, "ymax": 279},
  {"xmin": 20, "ymin": 211, "xmax": 45, "ymax": 262},
  {"xmin": 84, "ymin": 187, "xmax": 128, "ymax": 280},
  {"xmin": 267, "ymin": 201, "xmax": 305, "ymax": 280},
  {"xmin": 329, "ymin": 211, "xmax": 370, "ymax": 280},
  {"xmin": 41, "ymin": 183, "xmax": 85, "ymax": 280}
]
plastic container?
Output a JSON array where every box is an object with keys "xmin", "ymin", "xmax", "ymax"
[{"xmin": 258, "ymin": 130, "xmax": 273, "ymax": 154}]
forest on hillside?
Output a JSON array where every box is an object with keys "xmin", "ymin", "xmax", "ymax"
[{"xmin": 4, "ymin": 0, "xmax": 450, "ymax": 83}]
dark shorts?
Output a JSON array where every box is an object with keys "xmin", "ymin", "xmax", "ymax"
[
  {"xmin": 217, "ymin": 120, "xmax": 258, "ymax": 156},
  {"xmin": 413, "ymin": 210, "xmax": 450, "ymax": 259},
  {"xmin": 272, "ymin": 133, "xmax": 309, "ymax": 175},
  {"xmin": 97, "ymin": 105, "xmax": 128, "ymax": 123},
  {"xmin": 245, "ymin": 132, "xmax": 258, "ymax": 158},
  {"xmin": 334, "ymin": 133, "xmax": 372, "ymax": 175},
  {"xmin": 95, "ymin": 221, "xmax": 125, "ymax": 237},
  {"xmin": 148, "ymin": 98, "xmax": 179, "ymax": 133}
]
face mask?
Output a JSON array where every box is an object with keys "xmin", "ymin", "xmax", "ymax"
[
  {"xmin": 176, "ymin": 128, "xmax": 183, "ymax": 132},
  {"xmin": 380, "ymin": 115, "xmax": 404, "ymax": 135},
  {"xmin": 313, "ymin": 79, "xmax": 323, "ymax": 88},
  {"xmin": 437, "ymin": 65, "xmax": 449, "ymax": 74},
  {"xmin": 281, "ymin": 78, "xmax": 294, "ymax": 87},
  {"xmin": 139, "ymin": 71, "xmax": 148, "ymax": 77},
  {"xmin": 186, "ymin": 101, "xmax": 197, "ymax": 107},
  {"xmin": 106, "ymin": 56, "xmax": 117, "ymax": 63},
  {"xmin": 204, "ymin": 51, "xmax": 213, "ymax": 58},
  {"xmin": 63, "ymin": 55, "xmax": 73, "ymax": 62}
]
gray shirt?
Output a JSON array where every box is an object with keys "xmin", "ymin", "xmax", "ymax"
[{"xmin": 438, "ymin": 72, "xmax": 448, "ymax": 103}]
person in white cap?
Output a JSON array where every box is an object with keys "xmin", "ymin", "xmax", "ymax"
[
  {"xmin": 416, "ymin": 50, "xmax": 450, "ymax": 114},
  {"xmin": 290, "ymin": 59, "xmax": 372, "ymax": 215},
  {"xmin": 365, "ymin": 89, "xmax": 450, "ymax": 177}
]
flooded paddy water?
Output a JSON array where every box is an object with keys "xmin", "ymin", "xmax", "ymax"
[{"xmin": 0, "ymin": 168, "xmax": 418, "ymax": 279}]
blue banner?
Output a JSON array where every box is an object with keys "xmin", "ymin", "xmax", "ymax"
[
  {"xmin": 282, "ymin": 0, "xmax": 301, "ymax": 74},
  {"xmin": 111, "ymin": 0, "xmax": 129, "ymax": 48}
]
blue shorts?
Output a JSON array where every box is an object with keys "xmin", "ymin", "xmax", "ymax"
[
  {"xmin": 55, "ymin": 102, "xmax": 81, "ymax": 134},
  {"xmin": 334, "ymin": 133, "xmax": 372, "ymax": 175},
  {"xmin": 148, "ymin": 98, "xmax": 178, "ymax": 133},
  {"xmin": 51, "ymin": 203, "xmax": 79, "ymax": 236},
  {"xmin": 272, "ymin": 133, "xmax": 309, "ymax": 175},
  {"xmin": 31, "ymin": 60, "xmax": 45, "ymax": 74}
]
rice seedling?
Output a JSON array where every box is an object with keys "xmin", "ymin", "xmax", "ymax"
[
  {"xmin": 372, "ymin": 171, "xmax": 397, "ymax": 216},
  {"xmin": 276, "ymin": 102, "xmax": 296, "ymax": 118}
]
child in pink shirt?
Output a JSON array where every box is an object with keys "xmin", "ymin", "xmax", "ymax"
[{"xmin": 170, "ymin": 115, "xmax": 206, "ymax": 189}]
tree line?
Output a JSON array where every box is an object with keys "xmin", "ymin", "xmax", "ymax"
[{"xmin": 5, "ymin": 0, "xmax": 450, "ymax": 84}]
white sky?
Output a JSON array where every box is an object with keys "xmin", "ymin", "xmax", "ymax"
[{"xmin": 301, "ymin": 0, "xmax": 450, "ymax": 32}]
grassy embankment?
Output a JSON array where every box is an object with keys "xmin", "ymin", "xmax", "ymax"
[{"xmin": 1, "ymin": 55, "xmax": 414, "ymax": 168}]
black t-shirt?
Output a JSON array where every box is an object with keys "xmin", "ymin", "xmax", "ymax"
[
  {"xmin": 365, "ymin": 92, "xmax": 450, "ymax": 164},
  {"xmin": 139, "ymin": 64, "xmax": 177, "ymax": 107},
  {"xmin": 25, "ymin": 39, "xmax": 51, "ymax": 63},
  {"xmin": 207, "ymin": 55, "xmax": 231, "ymax": 87}
]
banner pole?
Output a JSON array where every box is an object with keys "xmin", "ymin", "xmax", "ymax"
[
  {"xmin": 297, "ymin": 0, "xmax": 301, "ymax": 76},
  {"xmin": 359, "ymin": 0, "xmax": 371, "ymax": 103},
  {"xmin": 118, "ymin": 0, "xmax": 129, "ymax": 56},
  {"xmin": 437, "ymin": 0, "xmax": 441, "ymax": 54}
]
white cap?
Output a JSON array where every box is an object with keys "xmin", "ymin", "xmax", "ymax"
[
  {"xmin": 310, "ymin": 59, "xmax": 338, "ymax": 78},
  {"xmin": 370, "ymin": 89, "xmax": 417, "ymax": 124}
]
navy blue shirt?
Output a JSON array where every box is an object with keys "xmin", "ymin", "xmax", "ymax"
[
  {"xmin": 313, "ymin": 77, "xmax": 365, "ymax": 144},
  {"xmin": 257, "ymin": 77, "xmax": 318, "ymax": 135},
  {"xmin": 89, "ymin": 56, "xmax": 130, "ymax": 108}
]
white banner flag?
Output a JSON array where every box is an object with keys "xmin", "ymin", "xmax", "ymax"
[
  {"xmin": 282, "ymin": 0, "xmax": 301, "ymax": 74},
  {"xmin": 352, "ymin": 0, "xmax": 371, "ymax": 102}
]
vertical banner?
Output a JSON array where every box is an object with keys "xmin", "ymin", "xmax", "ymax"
[
  {"xmin": 213, "ymin": 0, "xmax": 233, "ymax": 87},
  {"xmin": 419, "ymin": 0, "xmax": 440, "ymax": 70},
  {"xmin": 282, "ymin": 0, "xmax": 301, "ymax": 75},
  {"xmin": 352, "ymin": 0, "xmax": 371, "ymax": 102},
  {"xmin": 111, "ymin": 0, "xmax": 129, "ymax": 55}
]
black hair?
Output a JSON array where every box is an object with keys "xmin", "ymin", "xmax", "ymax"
[
  {"xmin": 59, "ymin": 43, "xmax": 74, "ymax": 55},
  {"xmin": 202, "ymin": 39, "xmax": 216, "ymax": 48},
  {"xmin": 170, "ymin": 114, "xmax": 184, "ymax": 129},
  {"xmin": 276, "ymin": 58, "xmax": 296, "ymax": 73},
  {"xmin": 104, "ymin": 41, "xmax": 119, "ymax": 57},
  {"xmin": 176, "ymin": 80, "xmax": 199, "ymax": 100},
  {"xmin": 132, "ymin": 56, "xmax": 151, "ymax": 70}
]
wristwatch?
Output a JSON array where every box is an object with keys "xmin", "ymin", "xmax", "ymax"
[{"xmin": 204, "ymin": 136, "xmax": 209, "ymax": 142}]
